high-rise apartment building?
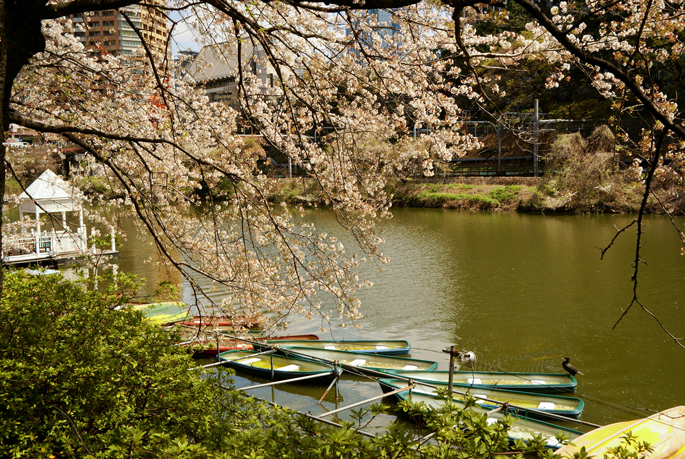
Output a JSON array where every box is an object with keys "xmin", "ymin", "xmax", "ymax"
[{"xmin": 71, "ymin": 0, "xmax": 169, "ymax": 63}]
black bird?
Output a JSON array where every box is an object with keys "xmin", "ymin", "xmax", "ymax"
[{"xmin": 562, "ymin": 357, "xmax": 584, "ymax": 376}]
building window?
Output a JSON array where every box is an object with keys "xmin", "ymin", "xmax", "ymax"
[
  {"xmin": 103, "ymin": 21, "xmax": 115, "ymax": 27},
  {"xmin": 102, "ymin": 11, "xmax": 115, "ymax": 16},
  {"xmin": 88, "ymin": 21, "xmax": 100, "ymax": 27},
  {"xmin": 90, "ymin": 31, "xmax": 100, "ymax": 36}
]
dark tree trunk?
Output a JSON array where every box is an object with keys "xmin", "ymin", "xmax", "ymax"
[{"xmin": 0, "ymin": 0, "xmax": 47, "ymax": 293}]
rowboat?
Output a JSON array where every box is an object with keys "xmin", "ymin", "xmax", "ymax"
[
  {"xmin": 177, "ymin": 314, "xmax": 265, "ymax": 331},
  {"xmin": 218, "ymin": 349, "xmax": 336, "ymax": 382},
  {"xmin": 387, "ymin": 389, "xmax": 583, "ymax": 450},
  {"xmin": 379, "ymin": 379, "xmax": 584, "ymax": 419},
  {"xmin": 382, "ymin": 370, "xmax": 576, "ymax": 393},
  {"xmin": 176, "ymin": 332, "xmax": 320, "ymax": 357},
  {"xmin": 133, "ymin": 301, "xmax": 190, "ymax": 325},
  {"xmin": 556, "ymin": 405, "xmax": 685, "ymax": 458},
  {"xmin": 261, "ymin": 339, "xmax": 411, "ymax": 355},
  {"xmin": 279, "ymin": 347, "xmax": 438, "ymax": 375}
]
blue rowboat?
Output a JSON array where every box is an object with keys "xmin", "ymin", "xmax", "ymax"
[
  {"xmin": 379, "ymin": 378, "xmax": 584, "ymax": 419},
  {"xmin": 263, "ymin": 339, "xmax": 411, "ymax": 355},
  {"xmin": 386, "ymin": 388, "xmax": 583, "ymax": 450},
  {"xmin": 278, "ymin": 347, "xmax": 438, "ymax": 375},
  {"xmin": 218, "ymin": 349, "xmax": 335, "ymax": 382},
  {"xmin": 382, "ymin": 370, "xmax": 577, "ymax": 393}
]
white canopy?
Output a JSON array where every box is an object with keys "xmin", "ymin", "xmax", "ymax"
[{"xmin": 18, "ymin": 169, "xmax": 82, "ymax": 215}]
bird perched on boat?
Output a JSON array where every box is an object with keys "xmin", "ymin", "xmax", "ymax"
[
  {"xmin": 458, "ymin": 351, "xmax": 477, "ymax": 367},
  {"xmin": 562, "ymin": 357, "xmax": 584, "ymax": 376}
]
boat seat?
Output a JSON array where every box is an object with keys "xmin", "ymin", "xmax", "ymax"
[
  {"xmin": 279, "ymin": 364, "xmax": 301, "ymax": 371},
  {"xmin": 473, "ymin": 394, "xmax": 488, "ymax": 405},
  {"xmin": 531, "ymin": 380, "xmax": 547, "ymax": 385},
  {"xmin": 402, "ymin": 365, "xmax": 418, "ymax": 370},
  {"xmin": 538, "ymin": 402, "xmax": 556, "ymax": 409},
  {"xmin": 376, "ymin": 345, "xmax": 388, "ymax": 349},
  {"xmin": 468, "ymin": 378, "xmax": 482, "ymax": 384},
  {"xmin": 236, "ymin": 358, "xmax": 261, "ymax": 365},
  {"xmin": 349, "ymin": 359, "xmax": 367, "ymax": 366},
  {"xmin": 324, "ymin": 345, "xmax": 336, "ymax": 349}
]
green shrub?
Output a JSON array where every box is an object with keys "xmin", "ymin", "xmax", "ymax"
[{"xmin": 488, "ymin": 185, "xmax": 522, "ymax": 204}]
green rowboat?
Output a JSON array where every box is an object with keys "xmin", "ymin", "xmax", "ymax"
[
  {"xmin": 388, "ymin": 389, "xmax": 584, "ymax": 450},
  {"xmin": 218, "ymin": 349, "xmax": 336, "ymax": 382},
  {"xmin": 379, "ymin": 378, "xmax": 584, "ymax": 419},
  {"xmin": 279, "ymin": 347, "xmax": 438, "ymax": 375},
  {"xmin": 262, "ymin": 339, "xmax": 411, "ymax": 355},
  {"xmin": 383, "ymin": 370, "xmax": 577, "ymax": 393}
]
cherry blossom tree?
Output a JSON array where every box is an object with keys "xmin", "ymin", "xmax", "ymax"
[{"xmin": 2, "ymin": 0, "xmax": 684, "ymax": 336}]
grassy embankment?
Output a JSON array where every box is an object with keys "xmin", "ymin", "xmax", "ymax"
[
  {"xmin": 265, "ymin": 175, "xmax": 680, "ymax": 214},
  {"xmin": 391, "ymin": 179, "xmax": 535, "ymax": 211}
]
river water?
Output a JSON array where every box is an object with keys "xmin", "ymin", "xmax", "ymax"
[{"xmin": 115, "ymin": 207, "xmax": 685, "ymax": 433}]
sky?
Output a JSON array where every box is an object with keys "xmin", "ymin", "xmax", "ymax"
[{"xmin": 169, "ymin": 12, "xmax": 199, "ymax": 56}]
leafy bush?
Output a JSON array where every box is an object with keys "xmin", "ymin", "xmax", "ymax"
[{"xmin": 0, "ymin": 270, "xmax": 247, "ymax": 457}]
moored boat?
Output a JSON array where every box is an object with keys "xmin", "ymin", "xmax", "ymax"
[
  {"xmin": 177, "ymin": 314, "xmax": 265, "ymax": 331},
  {"xmin": 556, "ymin": 405, "xmax": 685, "ymax": 458},
  {"xmin": 379, "ymin": 379, "xmax": 584, "ymax": 419},
  {"xmin": 382, "ymin": 370, "xmax": 577, "ymax": 393},
  {"xmin": 279, "ymin": 347, "xmax": 438, "ymax": 375},
  {"xmin": 262, "ymin": 339, "xmax": 410, "ymax": 355},
  {"xmin": 218, "ymin": 349, "xmax": 336, "ymax": 382},
  {"xmin": 132, "ymin": 301, "xmax": 190, "ymax": 325},
  {"xmin": 388, "ymin": 389, "xmax": 583, "ymax": 450},
  {"xmin": 176, "ymin": 332, "xmax": 320, "ymax": 357}
]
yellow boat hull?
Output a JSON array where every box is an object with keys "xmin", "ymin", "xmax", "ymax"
[{"xmin": 557, "ymin": 406, "xmax": 685, "ymax": 458}]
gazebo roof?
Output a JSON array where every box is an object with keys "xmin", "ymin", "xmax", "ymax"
[{"xmin": 18, "ymin": 169, "xmax": 82, "ymax": 214}]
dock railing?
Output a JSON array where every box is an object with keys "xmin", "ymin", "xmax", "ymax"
[{"xmin": 1, "ymin": 226, "xmax": 117, "ymax": 264}]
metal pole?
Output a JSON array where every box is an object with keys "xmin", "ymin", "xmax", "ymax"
[
  {"xmin": 443, "ymin": 346, "xmax": 457, "ymax": 396},
  {"xmin": 318, "ymin": 385, "xmax": 412, "ymax": 418},
  {"xmin": 534, "ymin": 99, "xmax": 539, "ymax": 177},
  {"xmin": 318, "ymin": 375, "xmax": 340, "ymax": 404},
  {"xmin": 270, "ymin": 352, "xmax": 274, "ymax": 380},
  {"xmin": 334, "ymin": 362, "xmax": 340, "ymax": 401},
  {"xmin": 190, "ymin": 360, "xmax": 226, "ymax": 370},
  {"xmin": 449, "ymin": 348, "xmax": 455, "ymax": 395},
  {"xmin": 239, "ymin": 372, "xmax": 334, "ymax": 390},
  {"xmin": 230, "ymin": 389, "xmax": 377, "ymax": 438},
  {"xmin": 497, "ymin": 121, "xmax": 502, "ymax": 174}
]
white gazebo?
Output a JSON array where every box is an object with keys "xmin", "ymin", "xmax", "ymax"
[
  {"xmin": 18, "ymin": 169, "xmax": 85, "ymax": 237},
  {"xmin": 3, "ymin": 170, "xmax": 115, "ymax": 264}
]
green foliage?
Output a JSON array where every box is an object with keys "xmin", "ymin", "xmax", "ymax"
[
  {"xmin": 0, "ymin": 270, "xmax": 248, "ymax": 457},
  {"xmin": 153, "ymin": 280, "xmax": 181, "ymax": 302},
  {"xmin": 487, "ymin": 186, "xmax": 522, "ymax": 205},
  {"xmin": 4, "ymin": 177, "xmax": 22, "ymax": 195}
]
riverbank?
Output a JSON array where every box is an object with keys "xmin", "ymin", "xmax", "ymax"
[{"xmin": 266, "ymin": 176, "xmax": 680, "ymax": 214}]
